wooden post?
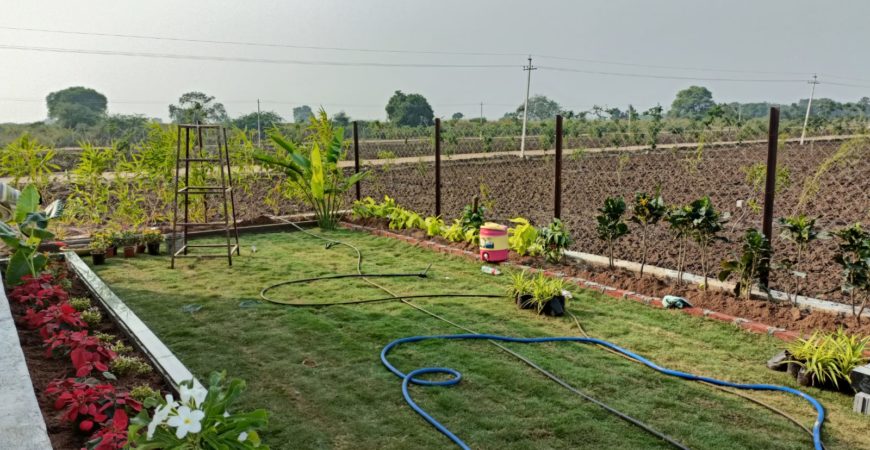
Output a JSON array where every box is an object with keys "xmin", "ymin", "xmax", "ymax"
[
  {"xmin": 353, "ymin": 121, "xmax": 361, "ymax": 201},
  {"xmin": 554, "ymin": 114, "xmax": 563, "ymax": 220},
  {"xmin": 435, "ymin": 118, "xmax": 441, "ymax": 216},
  {"xmin": 760, "ymin": 106, "xmax": 780, "ymax": 288}
]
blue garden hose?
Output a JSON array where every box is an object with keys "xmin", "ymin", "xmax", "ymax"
[{"xmin": 381, "ymin": 333, "xmax": 825, "ymax": 450}]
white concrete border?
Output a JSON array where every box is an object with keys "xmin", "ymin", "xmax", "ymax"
[
  {"xmin": 65, "ymin": 251, "xmax": 203, "ymax": 392},
  {"xmin": 564, "ymin": 250, "xmax": 870, "ymax": 318},
  {"xmin": 0, "ymin": 276, "xmax": 53, "ymax": 450}
]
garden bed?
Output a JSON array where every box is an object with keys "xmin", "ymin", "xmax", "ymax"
[
  {"xmin": 88, "ymin": 229, "xmax": 870, "ymax": 449},
  {"xmin": 5, "ymin": 260, "xmax": 169, "ymax": 450},
  {"xmin": 348, "ymin": 216, "xmax": 870, "ymax": 335}
]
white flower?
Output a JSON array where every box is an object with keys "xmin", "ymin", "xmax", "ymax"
[
  {"xmin": 238, "ymin": 431, "xmax": 249, "ymax": 442},
  {"xmin": 166, "ymin": 405, "xmax": 205, "ymax": 439},
  {"xmin": 223, "ymin": 410, "xmax": 231, "ymax": 418},
  {"xmin": 561, "ymin": 289, "xmax": 573, "ymax": 299},
  {"xmin": 146, "ymin": 396, "xmax": 178, "ymax": 439},
  {"xmin": 179, "ymin": 384, "xmax": 208, "ymax": 407}
]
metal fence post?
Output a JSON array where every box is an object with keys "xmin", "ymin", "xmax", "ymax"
[
  {"xmin": 435, "ymin": 118, "xmax": 441, "ymax": 217},
  {"xmin": 554, "ymin": 114, "xmax": 563, "ymax": 220},
  {"xmin": 760, "ymin": 106, "xmax": 780, "ymax": 288},
  {"xmin": 353, "ymin": 121, "xmax": 361, "ymax": 201}
]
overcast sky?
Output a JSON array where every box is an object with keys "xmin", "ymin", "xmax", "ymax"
[{"xmin": 1, "ymin": 0, "xmax": 869, "ymax": 123}]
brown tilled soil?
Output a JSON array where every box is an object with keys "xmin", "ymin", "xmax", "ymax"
[
  {"xmin": 9, "ymin": 263, "xmax": 169, "ymax": 450},
  {"xmin": 358, "ymin": 139, "xmax": 870, "ymax": 305},
  {"xmin": 351, "ymin": 217, "xmax": 870, "ymax": 336}
]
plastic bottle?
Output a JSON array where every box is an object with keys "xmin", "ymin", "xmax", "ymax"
[{"xmin": 480, "ymin": 265, "xmax": 501, "ymax": 275}]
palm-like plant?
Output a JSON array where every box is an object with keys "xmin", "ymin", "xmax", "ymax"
[
  {"xmin": 630, "ymin": 188, "xmax": 666, "ymax": 277},
  {"xmin": 778, "ymin": 215, "xmax": 820, "ymax": 304},
  {"xmin": 254, "ymin": 110, "xmax": 367, "ymax": 230},
  {"xmin": 596, "ymin": 197, "xmax": 629, "ymax": 269}
]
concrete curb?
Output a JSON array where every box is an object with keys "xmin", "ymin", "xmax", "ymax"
[
  {"xmin": 65, "ymin": 251, "xmax": 203, "ymax": 393},
  {"xmin": 0, "ymin": 278, "xmax": 53, "ymax": 450}
]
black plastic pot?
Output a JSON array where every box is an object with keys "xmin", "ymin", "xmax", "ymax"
[
  {"xmin": 786, "ymin": 361, "xmax": 801, "ymax": 379},
  {"xmin": 796, "ymin": 368, "xmax": 815, "ymax": 387},
  {"xmin": 146, "ymin": 242, "xmax": 160, "ymax": 256},
  {"xmin": 541, "ymin": 296, "xmax": 566, "ymax": 317},
  {"xmin": 516, "ymin": 294, "xmax": 534, "ymax": 310},
  {"xmin": 92, "ymin": 252, "xmax": 106, "ymax": 265}
]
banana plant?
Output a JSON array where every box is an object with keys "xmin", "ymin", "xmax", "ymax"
[
  {"xmin": 0, "ymin": 185, "xmax": 64, "ymax": 285},
  {"xmin": 254, "ymin": 111, "xmax": 367, "ymax": 230}
]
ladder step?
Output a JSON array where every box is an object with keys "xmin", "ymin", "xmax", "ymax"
[
  {"xmin": 173, "ymin": 245, "xmax": 239, "ymax": 258},
  {"xmin": 180, "ymin": 158, "xmax": 224, "ymax": 162},
  {"xmin": 178, "ymin": 186, "xmax": 232, "ymax": 193},
  {"xmin": 176, "ymin": 221, "xmax": 231, "ymax": 226}
]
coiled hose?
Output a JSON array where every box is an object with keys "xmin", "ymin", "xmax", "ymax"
[
  {"xmin": 382, "ymin": 333, "xmax": 825, "ymax": 450},
  {"xmin": 262, "ymin": 219, "xmax": 825, "ymax": 449}
]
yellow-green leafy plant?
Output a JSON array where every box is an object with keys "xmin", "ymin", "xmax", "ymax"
[
  {"xmin": 80, "ymin": 308, "xmax": 103, "ymax": 327},
  {"xmin": 441, "ymin": 219, "xmax": 464, "ymax": 243},
  {"xmin": 507, "ymin": 217, "xmax": 540, "ymax": 256},
  {"xmin": 68, "ymin": 297, "xmax": 92, "ymax": 312},
  {"xmin": 506, "ymin": 270, "xmax": 532, "ymax": 301},
  {"xmin": 255, "ymin": 109, "xmax": 368, "ymax": 230},
  {"xmin": 423, "ymin": 216, "xmax": 444, "ymax": 237},
  {"xmin": 786, "ymin": 329, "xmax": 869, "ymax": 389},
  {"xmin": 129, "ymin": 385, "xmax": 160, "ymax": 404},
  {"xmin": 110, "ymin": 355, "xmax": 153, "ymax": 377},
  {"xmin": 0, "ymin": 133, "xmax": 58, "ymax": 192}
]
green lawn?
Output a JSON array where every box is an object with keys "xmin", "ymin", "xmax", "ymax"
[{"xmin": 91, "ymin": 229, "xmax": 869, "ymax": 449}]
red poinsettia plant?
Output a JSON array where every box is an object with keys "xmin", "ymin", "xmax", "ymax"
[
  {"xmin": 85, "ymin": 408, "xmax": 129, "ymax": 450},
  {"xmin": 23, "ymin": 301, "xmax": 87, "ymax": 339},
  {"xmin": 9, "ymin": 273, "xmax": 68, "ymax": 308},
  {"xmin": 44, "ymin": 330, "xmax": 117, "ymax": 376},
  {"xmin": 46, "ymin": 378, "xmax": 141, "ymax": 432}
]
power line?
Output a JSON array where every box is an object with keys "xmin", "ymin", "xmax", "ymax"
[
  {"xmin": 0, "ymin": 44, "xmax": 519, "ymax": 69},
  {"xmin": 0, "ymin": 25, "xmax": 526, "ymax": 58},
  {"xmin": 537, "ymin": 65, "xmax": 808, "ymax": 83},
  {"xmin": 6, "ymin": 25, "xmax": 869, "ymax": 83},
  {"xmin": 533, "ymin": 53, "xmax": 813, "ymax": 77}
]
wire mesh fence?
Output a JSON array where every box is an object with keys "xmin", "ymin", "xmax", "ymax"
[{"xmin": 348, "ymin": 119, "xmax": 870, "ymax": 303}]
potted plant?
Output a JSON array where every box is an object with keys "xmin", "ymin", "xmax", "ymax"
[
  {"xmin": 119, "ymin": 230, "xmax": 138, "ymax": 258},
  {"xmin": 530, "ymin": 272, "xmax": 568, "ymax": 317},
  {"xmin": 135, "ymin": 229, "xmax": 147, "ymax": 254},
  {"xmin": 142, "ymin": 228, "xmax": 164, "ymax": 255},
  {"xmin": 89, "ymin": 233, "xmax": 111, "ymax": 266},
  {"xmin": 106, "ymin": 230, "xmax": 121, "ymax": 257},
  {"xmin": 507, "ymin": 271, "xmax": 534, "ymax": 309}
]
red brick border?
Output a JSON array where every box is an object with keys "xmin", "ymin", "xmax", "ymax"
[{"xmin": 341, "ymin": 222, "xmax": 811, "ymax": 345}]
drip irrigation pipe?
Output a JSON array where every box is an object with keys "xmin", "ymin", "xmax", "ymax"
[
  {"xmin": 261, "ymin": 220, "xmax": 824, "ymax": 449},
  {"xmin": 381, "ymin": 334, "xmax": 825, "ymax": 450}
]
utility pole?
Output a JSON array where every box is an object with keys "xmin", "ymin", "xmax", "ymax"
[
  {"xmin": 800, "ymin": 74, "xmax": 819, "ymax": 145},
  {"xmin": 520, "ymin": 56, "xmax": 536, "ymax": 159},
  {"xmin": 479, "ymin": 101, "xmax": 484, "ymax": 138},
  {"xmin": 256, "ymin": 98, "xmax": 262, "ymax": 148}
]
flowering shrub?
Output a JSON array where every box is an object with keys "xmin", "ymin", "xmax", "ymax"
[
  {"xmin": 128, "ymin": 372, "xmax": 269, "ymax": 449},
  {"xmin": 23, "ymin": 302, "xmax": 87, "ymax": 339},
  {"xmin": 85, "ymin": 409, "xmax": 129, "ymax": 450},
  {"xmin": 8, "ymin": 273, "xmax": 68, "ymax": 308},
  {"xmin": 45, "ymin": 378, "xmax": 141, "ymax": 432}
]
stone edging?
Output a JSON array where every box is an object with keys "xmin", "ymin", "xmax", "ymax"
[
  {"xmin": 65, "ymin": 251, "xmax": 203, "ymax": 392},
  {"xmin": 341, "ymin": 222, "xmax": 807, "ymax": 344},
  {"xmin": 0, "ymin": 276, "xmax": 53, "ymax": 450}
]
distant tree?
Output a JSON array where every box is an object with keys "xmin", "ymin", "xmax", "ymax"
[
  {"xmin": 168, "ymin": 92, "xmax": 227, "ymax": 124},
  {"xmin": 514, "ymin": 95, "xmax": 561, "ymax": 121},
  {"xmin": 451, "ymin": 112, "xmax": 464, "ymax": 120},
  {"xmin": 233, "ymin": 111, "xmax": 283, "ymax": 130},
  {"xmin": 46, "ymin": 86, "xmax": 107, "ymax": 128},
  {"xmin": 94, "ymin": 114, "xmax": 150, "ymax": 145},
  {"xmin": 386, "ymin": 91, "xmax": 434, "ymax": 126},
  {"xmin": 607, "ymin": 107, "xmax": 626, "ymax": 120},
  {"xmin": 293, "ymin": 105, "xmax": 314, "ymax": 123},
  {"xmin": 332, "ymin": 111, "xmax": 351, "ymax": 127},
  {"xmin": 669, "ymin": 86, "xmax": 715, "ymax": 120}
]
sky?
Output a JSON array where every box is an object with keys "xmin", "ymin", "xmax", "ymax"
[{"xmin": 1, "ymin": 0, "xmax": 869, "ymax": 123}]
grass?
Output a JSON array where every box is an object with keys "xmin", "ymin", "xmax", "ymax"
[{"xmin": 91, "ymin": 229, "xmax": 870, "ymax": 449}]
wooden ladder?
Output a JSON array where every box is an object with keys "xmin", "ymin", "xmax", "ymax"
[{"xmin": 170, "ymin": 124, "xmax": 240, "ymax": 268}]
